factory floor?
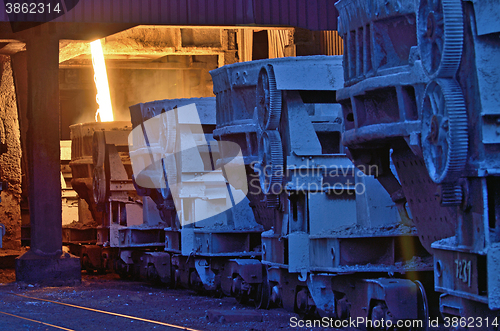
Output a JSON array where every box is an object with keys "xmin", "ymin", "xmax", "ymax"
[{"xmin": 0, "ymin": 271, "xmax": 330, "ymax": 331}]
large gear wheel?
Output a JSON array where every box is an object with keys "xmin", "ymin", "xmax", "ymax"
[
  {"xmin": 93, "ymin": 165, "xmax": 108, "ymax": 205},
  {"xmin": 417, "ymin": 0, "xmax": 464, "ymax": 78},
  {"xmin": 421, "ymin": 79, "xmax": 468, "ymax": 185},
  {"xmin": 256, "ymin": 65, "xmax": 282, "ymax": 131},
  {"xmin": 92, "ymin": 130, "xmax": 106, "ymax": 167},
  {"xmin": 92, "ymin": 130, "xmax": 108, "ymax": 205},
  {"xmin": 258, "ymin": 130, "xmax": 284, "ymax": 208},
  {"xmin": 159, "ymin": 109, "xmax": 177, "ymax": 154}
]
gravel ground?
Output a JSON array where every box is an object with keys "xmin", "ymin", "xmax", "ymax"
[
  {"xmin": 0, "ymin": 271, "xmax": 333, "ymax": 331},
  {"xmin": 0, "ymin": 270, "xmax": 449, "ymax": 331}
]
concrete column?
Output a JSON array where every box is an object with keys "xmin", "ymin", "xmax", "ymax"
[
  {"xmin": 15, "ymin": 31, "xmax": 80, "ymax": 285},
  {"xmin": 26, "ymin": 35, "xmax": 62, "ymax": 255}
]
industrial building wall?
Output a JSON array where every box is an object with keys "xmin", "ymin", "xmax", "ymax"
[{"xmin": 0, "ymin": 55, "xmax": 21, "ymax": 249}]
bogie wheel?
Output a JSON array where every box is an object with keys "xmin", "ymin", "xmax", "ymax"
[
  {"xmin": 369, "ymin": 301, "xmax": 396, "ymax": 330},
  {"xmin": 232, "ymin": 275, "xmax": 250, "ymax": 304},
  {"xmin": 415, "ymin": 281, "xmax": 429, "ymax": 331},
  {"xmin": 295, "ymin": 288, "xmax": 317, "ymax": 319},
  {"xmin": 255, "ymin": 268, "xmax": 271, "ymax": 309},
  {"xmin": 369, "ymin": 300, "xmax": 425, "ymax": 331},
  {"xmin": 335, "ymin": 292, "xmax": 351, "ymax": 319},
  {"xmin": 114, "ymin": 260, "xmax": 129, "ymax": 279}
]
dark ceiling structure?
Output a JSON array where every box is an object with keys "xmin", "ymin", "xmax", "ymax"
[{"xmin": 0, "ymin": 0, "xmax": 339, "ymax": 32}]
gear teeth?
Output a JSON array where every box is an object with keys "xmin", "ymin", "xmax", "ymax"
[
  {"xmin": 266, "ymin": 66, "xmax": 282, "ymax": 130},
  {"xmin": 421, "ymin": 78, "xmax": 468, "ymax": 184},
  {"xmin": 93, "ymin": 165, "xmax": 107, "ymax": 205},
  {"xmin": 417, "ymin": 0, "xmax": 464, "ymax": 78},
  {"xmin": 258, "ymin": 130, "xmax": 284, "ymax": 208},
  {"xmin": 257, "ymin": 65, "xmax": 282, "ymax": 131},
  {"xmin": 440, "ymin": 183, "xmax": 463, "ymax": 206}
]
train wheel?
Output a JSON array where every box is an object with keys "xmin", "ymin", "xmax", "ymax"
[
  {"xmin": 415, "ymin": 281, "xmax": 429, "ymax": 331},
  {"xmin": 295, "ymin": 288, "xmax": 316, "ymax": 319},
  {"xmin": 255, "ymin": 269, "xmax": 271, "ymax": 309},
  {"xmin": 172, "ymin": 267, "xmax": 181, "ymax": 289},
  {"xmin": 369, "ymin": 299, "xmax": 427, "ymax": 331},
  {"xmin": 114, "ymin": 260, "xmax": 129, "ymax": 279},
  {"xmin": 369, "ymin": 301, "xmax": 395, "ymax": 330},
  {"xmin": 335, "ymin": 293, "xmax": 351, "ymax": 319},
  {"xmin": 232, "ymin": 275, "xmax": 249, "ymax": 304},
  {"xmin": 189, "ymin": 270, "xmax": 204, "ymax": 293}
]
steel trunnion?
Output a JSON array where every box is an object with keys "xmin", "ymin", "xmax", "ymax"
[{"xmin": 336, "ymin": 0, "xmax": 500, "ymax": 322}]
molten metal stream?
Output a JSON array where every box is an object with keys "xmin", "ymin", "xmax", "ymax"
[{"xmin": 90, "ymin": 39, "xmax": 114, "ymax": 122}]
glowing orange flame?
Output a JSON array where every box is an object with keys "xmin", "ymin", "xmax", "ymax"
[{"xmin": 90, "ymin": 39, "xmax": 114, "ymax": 122}]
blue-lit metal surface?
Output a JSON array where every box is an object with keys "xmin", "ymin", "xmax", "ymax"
[{"xmin": 336, "ymin": 0, "xmax": 500, "ymax": 320}]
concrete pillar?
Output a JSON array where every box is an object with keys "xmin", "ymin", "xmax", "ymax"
[
  {"xmin": 15, "ymin": 32, "xmax": 80, "ymax": 286},
  {"xmin": 11, "ymin": 50, "xmax": 30, "ymax": 247},
  {"xmin": 26, "ymin": 34, "xmax": 62, "ymax": 254}
]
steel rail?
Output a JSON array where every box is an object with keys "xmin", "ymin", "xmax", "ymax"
[
  {"xmin": 12, "ymin": 293, "xmax": 202, "ymax": 331},
  {"xmin": 0, "ymin": 310, "xmax": 76, "ymax": 331}
]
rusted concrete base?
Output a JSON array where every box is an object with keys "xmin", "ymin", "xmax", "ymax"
[
  {"xmin": 15, "ymin": 250, "xmax": 81, "ymax": 286},
  {"xmin": 206, "ymin": 309, "xmax": 263, "ymax": 323}
]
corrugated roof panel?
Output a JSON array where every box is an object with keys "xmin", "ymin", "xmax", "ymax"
[
  {"xmin": 288, "ymin": 0, "xmax": 298, "ymax": 27},
  {"xmin": 307, "ymin": 0, "xmax": 318, "ymax": 30},
  {"xmin": 206, "ymin": 0, "xmax": 216, "ymax": 25},
  {"xmin": 317, "ymin": 0, "xmax": 328, "ymax": 30},
  {"xmin": 0, "ymin": 0, "xmax": 338, "ymax": 30},
  {"xmin": 224, "ymin": 0, "xmax": 235, "ymax": 25},
  {"xmin": 0, "ymin": 2, "xmax": 7, "ymax": 22},
  {"xmin": 298, "ymin": 0, "xmax": 307, "ymax": 28},
  {"xmin": 234, "ymin": 0, "xmax": 244, "ymax": 25}
]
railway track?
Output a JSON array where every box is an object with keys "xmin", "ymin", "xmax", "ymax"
[{"xmin": 3, "ymin": 293, "xmax": 200, "ymax": 331}]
